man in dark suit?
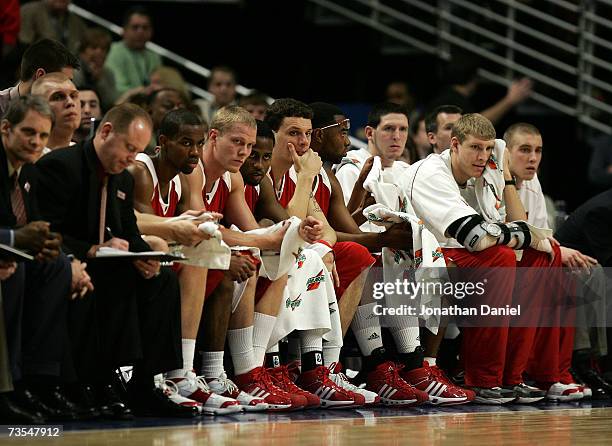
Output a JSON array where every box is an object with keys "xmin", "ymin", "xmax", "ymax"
[
  {"xmin": 0, "ymin": 95, "xmax": 96, "ymax": 423},
  {"xmin": 36, "ymin": 102, "xmax": 195, "ymax": 417}
]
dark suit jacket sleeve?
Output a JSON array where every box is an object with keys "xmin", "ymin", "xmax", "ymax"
[
  {"xmin": 35, "ymin": 155, "xmax": 92, "ymax": 259},
  {"xmin": 120, "ymin": 173, "xmax": 150, "ymax": 253},
  {"xmin": 582, "ymin": 205, "xmax": 612, "ymax": 266},
  {"xmin": 0, "ymin": 228, "xmax": 12, "ymax": 246}
]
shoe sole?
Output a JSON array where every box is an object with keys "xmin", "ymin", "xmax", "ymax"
[
  {"xmin": 320, "ymin": 400, "xmax": 361, "ymax": 409},
  {"xmin": 473, "ymin": 396, "xmax": 515, "ymax": 405},
  {"xmin": 379, "ymin": 397, "xmax": 419, "ymax": 407},
  {"xmin": 266, "ymin": 404, "xmax": 299, "ymax": 412},
  {"xmin": 546, "ymin": 392, "xmax": 584, "ymax": 402},
  {"xmin": 515, "ymin": 397, "xmax": 546, "ymax": 404},
  {"xmin": 241, "ymin": 403, "xmax": 269, "ymax": 412},
  {"xmin": 428, "ymin": 396, "xmax": 470, "ymax": 406},
  {"xmin": 200, "ymin": 405, "xmax": 243, "ymax": 415}
]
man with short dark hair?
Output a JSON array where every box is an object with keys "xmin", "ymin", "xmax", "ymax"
[
  {"xmin": 0, "ymin": 38, "xmax": 80, "ymax": 117},
  {"xmin": 425, "ymin": 105, "xmax": 463, "ymax": 154},
  {"xmin": 104, "ymin": 7, "xmax": 161, "ymax": 95}
]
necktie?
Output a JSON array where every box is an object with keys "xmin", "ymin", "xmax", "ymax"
[
  {"xmin": 10, "ymin": 173, "xmax": 27, "ymax": 226},
  {"xmin": 98, "ymin": 176, "xmax": 108, "ymax": 244}
]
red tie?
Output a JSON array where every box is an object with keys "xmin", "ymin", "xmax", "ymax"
[
  {"xmin": 10, "ymin": 173, "xmax": 27, "ymax": 226},
  {"xmin": 98, "ymin": 176, "xmax": 108, "ymax": 244}
]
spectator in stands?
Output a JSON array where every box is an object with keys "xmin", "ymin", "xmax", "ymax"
[
  {"xmin": 425, "ymin": 105, "xmax": 462, "ymax": 154},
  {"xmin": 588, "ymin": 135, "xmax": 612, "ymax": 189},
  {"xmin": 104, "ymin": 6, "xmax": 161, "ymax": 95},
  {"xmin": 144, "ymin": 87, "xmax": 187, "ymax": 154},
  {"xmin": 239, "ymin": 92, "xmax": 268, "ymax": 120},
  {"xmin": 73, "ymin": 28, "xmax": 118, "ymax": 111},
  {"xmin": 0, "ymin": 0, "xmax": 19, "ymax": 59},
  {"xmin": 194, "ymin": 65, "xmax": 237, "ymax": 124},
  {"xmin": 385, "ymin": 80, "xmax": 415, "ymax": 111},
  {"xmin": 31, "ymin": 73, "xmax": 80, "ymax": 152},
  {"xmin": 0, "ymin": 38, "xmax": 80, "ymax": 117},
  {"xmin": 149, "ymin": 66, "xmax": 190, "ymax": 101},
  {"xmin": 19, "ymin": 0, "xmax": 87, "ymax": 55},
  {"xmin": 403, "ymin": 112, "xmax": 431, "ymax": 163},
  {"xmin": 73, "ymin": 87, "xmax": 102, "ymax": 144},
  {"xmin": 429, "ymin": 54, "xmax": 532, "ymax": 125}
]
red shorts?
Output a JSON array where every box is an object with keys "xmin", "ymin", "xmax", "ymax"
[
  {"xmin": 204, "ymin": 269, "xmax": 225, "ymax": 299},
  {"xmin": 333, "ymin": 241, "xmax": 376, "ymax": 299}
]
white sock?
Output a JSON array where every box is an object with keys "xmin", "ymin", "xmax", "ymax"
[
  {"xmin": 351, "ymin": 303, "xmax": 384, "ymax": 356},
  {"xmin": 389, "ymin": 326, "xmax": 420, "ymax": 354},
  {"xmin": 424, "ymin": 356, "xmax": 437, "ymax": 366},
  {"xmin": 182, "ymin": 338, "xmax": 196, "ymax": 371},
  {"xmin": 299, "ymin": 331, "xmax": 323, "ymax": 354},
  {"xmin": 227, "ymin": 326, "xmax": 258, "ymax": 375},
  {"xmin": 252, "ymin": 313, "xmax": 277, "ymax": 367},
  {"xmin": 323, "ymin": 342, "xmax": 341, "ymax": 368},
  {"xmin": 200, "ymin": 351, "xmax": 224, "ymax": 379}
]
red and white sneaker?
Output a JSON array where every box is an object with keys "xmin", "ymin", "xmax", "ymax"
[
  {"xmin": 233, "ymin": 366, "xmax": 298, "ymax": 411},
  {"xmin": 167, "ymin": 371, "xmax": 242, "ymax": 415},
  {"xmin": 328, "ymin": 363, "xmax": 380, "ymax": 406},
  {"xmin": 155, "ymin": 375, "xmax": 203, "ymax": 413},
  {"xmin": 297, "ymin": 365, "xmax": 365, "ymax": 409},
  {"xmin": 207, "ymin": 372, "xmax": 268, "ymax": 412},
  {"xmin": 267, "ymin": 366, "xmax": 320, "ymax": 409},
  {"xmin": 401, "ymin": 362, "xmax": 470, "ymax": 406},
  {"xmin": 366, "ymin": 361, "xmax": 428, "ymax": 407},
  {"xmin": 546, "ymin": 382, "xmax": 584, "ymax": 402}
]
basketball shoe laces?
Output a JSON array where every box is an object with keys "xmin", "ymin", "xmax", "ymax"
[
  {"xmin": 251, "ymin": 366, "xmax": 286, "ymax": 394},
  {"xmin": 328, "ymin": 362, "xmax": 361, "ymax": 392},
  {"xmin": 210, "ymin": 372, "xmax": 240, "ymax": 395},
  {"xmin": 269, "ymin": 365, "xmax": 304, "ymax": 393},
  {"xmin": 384, "ymin": 362, "xmax": 414, "ymax": 391}
]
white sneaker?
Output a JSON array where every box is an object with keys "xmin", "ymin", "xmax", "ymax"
[
  {"xmin": 208, "ymin": 372, "xmax": 269, "ymax": 412},
  {"xmin": 329, "ymin": 369, "xmax": 380, "ymax": 406},
  {"xmin": 567, "ymin": 382, "xmax": 590, "ymax": 399},
  {"xmin": 167, "ymin": 370, "xmax": 242, "ymax": 415},
  {"xmin": 546, "ymin": 382, "xmax": 584, "ymax": 402},
  {"xmin": 154, "ymin": 374, "xmax": 203, "ymax": 413}
]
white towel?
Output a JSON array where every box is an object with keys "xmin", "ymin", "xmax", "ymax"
[
  {"xmin": 474, "ymin": 139, "xmax": 507, "ymax": 223},
  {"xmin": 269, "ymin": 249, "xmax": 342, "ymax": 348},
  {"xmin": 176, "ymin": 221, "xmax": 232, "ymax": 270}
]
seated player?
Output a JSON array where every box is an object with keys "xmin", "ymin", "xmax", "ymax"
[{"xmin": 402, "ymin": 113, "xmax": 564, "ymax": 404}]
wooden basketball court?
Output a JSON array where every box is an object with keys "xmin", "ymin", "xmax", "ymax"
[{"xmin": 6, "ymin": 402, "xmax": 611, "ymax": 445}]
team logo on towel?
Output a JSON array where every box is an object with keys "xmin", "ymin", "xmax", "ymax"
[
  {"xmin": 391, "ymin": 248, "xmax": 408, "ymax": 265},
  {"xmin": 399, "ymin": 196, "xmax": 408, "ymax": 213},
  {"xmin": 292, "ymin": 248, "xmax": 306, "ymax": 269},
  {"xmin": 286, "ymin": 293, "xmax": 302, "ymax": 311},
  {"xmin": 432, "ymin": 247, "xmax": 444, "ymax": 262},
  {"xmin": 414, "ymin": 249, "xmax": 423, "ymax": 267},
  {"xmin": 306, "ymin": 269, "xmax": 326, "ymax": 291},
  {"xmin": 487, "ymin": 155, "xmax": 498, "ymax": 170}
]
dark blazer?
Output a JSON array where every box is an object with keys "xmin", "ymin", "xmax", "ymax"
[
  {"xmin": 35, "ymin": 139, "xmax": 149, "ymax": 259},
  {"xmin": 0, "ymin": 137, "xmax": 41, "ymax": 228},
  {"xmin": 555, "ymin": 188, "xmax": 612, "ymax": 267}
]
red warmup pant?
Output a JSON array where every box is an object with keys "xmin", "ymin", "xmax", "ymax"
[
  {"xmin": 525, "ymin": 245, "xmax": 575, "ymax": 385},
  {"xmin": 333, "ymin": 241, "xmax": 376, "ymax": 299},
  {"xmin": 444, "ymin": 244, "xmax": 569, "ymax": 387}
]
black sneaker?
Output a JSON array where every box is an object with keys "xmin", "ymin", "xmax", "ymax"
[
  {"xmin": 503, "ymin": 383, "xmax": 545, "ymax": 404},
  {"xmin": 470, "ymin": 386, "xmax": 516, "ymax": 405}
]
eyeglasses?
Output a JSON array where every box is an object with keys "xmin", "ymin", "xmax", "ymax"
[{"xmin": 319, "ymin": 118, "xmax": 350, "ymax": 132}]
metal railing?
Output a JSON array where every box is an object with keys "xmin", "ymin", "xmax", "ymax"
[
  {"xmin": 68, "ymin": 3, "xmax": 368, "ymax": 149},
  {"xmin": 308, "ymin": 0, "xmax": 612, "ymax": 135}
]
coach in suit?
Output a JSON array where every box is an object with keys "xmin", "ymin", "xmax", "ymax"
[
  {"xmin": 0, "ymin": 96, "xmax": 92, "ymax": 422},
  {"xmin": 35, "ymin": 103, "xmax": 191, "ymax": 417}
]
